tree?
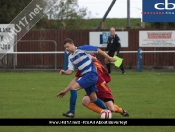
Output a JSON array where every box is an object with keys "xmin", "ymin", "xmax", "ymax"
[
  {"xmin": 0, "ymin": 0, "xmax": 32, "ymax": 23},
  {"xmin": 44, "ymin": 0, "xmax": 91, "ymax": 30},
  {"xmin": 0, "ymin": 0, "xmax": 91, "ymax": 29}
]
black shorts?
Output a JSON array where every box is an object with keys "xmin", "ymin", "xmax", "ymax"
[
  {"xmin": 108, "ymin": 51, "xmax": 120, "ymax": 57},
  {"xmin": 103, "ymin": 98, "xmax": 114, "ymax": 103}
]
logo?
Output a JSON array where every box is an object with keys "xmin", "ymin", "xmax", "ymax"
[
  {"xmin": 147, "ymin": 32, "xmax": 172, "ymax": 39},
  {"xmin": 154, "ymin": 0, "xmax": 175, "ymax": 10},
  {"xmin": 142, "ymin": 0, "xmax": 175, "ymax": 22},
  {"xmin": 100, "ymin": 32, "xmax": 110, "ymax": 44}
]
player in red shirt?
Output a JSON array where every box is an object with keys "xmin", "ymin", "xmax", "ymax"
[{"xmin": 76, "ymin": 54, "xmax": 129, "ymax": 116}]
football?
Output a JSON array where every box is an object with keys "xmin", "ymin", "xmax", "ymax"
[{"xmin": 100, "ymin": 109, "xmax": 112, "ymax": 119}]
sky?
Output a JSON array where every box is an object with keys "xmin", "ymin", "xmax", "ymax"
[{"xmin": 78, "ymin": 0, "xmax": 142, "ymax": 18}]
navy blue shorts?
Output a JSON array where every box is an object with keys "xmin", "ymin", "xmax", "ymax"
[{"xmin": 76, "ymin": 72, "xmax": 98, "ymax": 96}]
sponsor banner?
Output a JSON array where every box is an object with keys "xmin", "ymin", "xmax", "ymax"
[
  {"xmin": 142, "ymin": 0, "xmax": 175, "ymax": 22},
  {"xmin": 0, "ymin": 24, "xmax": 14, "ymax": 53},
  {"xmin": 139, "ymin": 31, "xmax": 175, "ymax": 47}
]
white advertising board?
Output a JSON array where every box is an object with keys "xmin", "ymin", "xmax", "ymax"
[
  {"xmin": 139, "ymin": 31, "xmax": 175, "ymax": 47},
  {"xmin": 0, "ymin": 24, "xmax": 15, "ymax": 53},
  {"xmin": 89, "ymin": 31, "xmax": 128, "ymax": 47}
]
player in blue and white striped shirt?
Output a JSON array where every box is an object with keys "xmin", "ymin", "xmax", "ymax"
[{"xmin": 57, "ymin": 38, "xmax": 116, "ymax": 118}]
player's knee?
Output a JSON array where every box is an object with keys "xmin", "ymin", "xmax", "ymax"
[
  {"xmin": 90, "ymin": 97, "xmax": 97, "ymax": 103},
  {"xmin": 69, "ymin": 86, "xmax": 75, "ymax": 90},
  {"xmin": 69, "ymin": 82, "xmax": 80, "ymax": 90},
  {"xmin": 82, "ymin": 96, "xmax": 90, "ymax": 106},
  {"xmin": 89, "ymin": 92, "xmax": 97, "ymax": 103}
]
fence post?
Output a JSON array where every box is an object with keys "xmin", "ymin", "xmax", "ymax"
[
  {"xmin": 63, "ymin": 51, "xmax": 69, "ymax": 70},
  {"xmin": 137, "ymin": 48, "xmax": 142, "ymax": 72}
]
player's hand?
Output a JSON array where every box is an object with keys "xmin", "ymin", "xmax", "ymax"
[
  {"xmin": 60, "ymin": 70, "xmax": 65, "ymax": 75},
  {"xmin": 109, "ymin": 57, "xmax": 116, "ymax": 62},
  {"xmin": 57, "ymin": 90, "xmax": 67, "ymax": 98}
]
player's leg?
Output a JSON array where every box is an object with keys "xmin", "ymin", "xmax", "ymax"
[
  {"xmin": 69, "ymin": 90, "xmax": 77, "ymax": 113},
  {"xmin": 104, "ymin": 99, "xmax": 115, "ymax": 112},
  {"xmin": 82, "ymin": 95, "xmax": 129, "ymax": 117},
  {"xmin": 97, "ymin": 82, "xmax": 115, "ymax": 112},
  {"xmin": 103, "ymin": 98, "xmax": 124, "ymax": 114},
  {"xmin": 97, "ymin": 82, "xmax": 128, "ymax": 116},
  {"xmin": 117, "ymin": 51, "xmax": 125, "ymax": 74},
  {"xmin": 62, "ymin": 81, "xmax": 82, "ymax": 118},
  {"xmin": 64, "ymin": 73, "xmax": 106, "ymax": 118},
  {"xmin": 82, "ymin": 96, "xmax": 103, "ymax": 113},
  {"xmin": 62, "ymin": 90, "xmax": 77, "ymax": 118},
  {"xmin": 88, "ymin": 91, "xmax": 106, "ymax": 109},
  {"xmin": 120, "ymin": 63, "xmax": 125, "ymax": 74},
  {"xmin": 76, "ymin": 72, "xmax": 106, "ymax": 109},
  {"xmin": 104, "ymin": 100, "xmax": 129, "ymax": 116},
  {"xmin": 113, "ymin": 104, "xmax": 123, "ymax": 114},
  {"xmin": 81, "ymin": 96, "xmax": 122, "ymax": 115},
  {"xmin": 82, "ymin": 96, "xmax": 123, "ymax": 115},
  {"xmin": 105, "ymin": 52, "xmax": 114, "ymax": 73},
  {"xmin": 113, "ymin": 104, "xmax": 129, "ymax": 116}
]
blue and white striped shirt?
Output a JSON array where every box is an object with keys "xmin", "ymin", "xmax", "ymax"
[{"xmin": 68, "ymin": 45, "xmax": 98, "ymax": 75}]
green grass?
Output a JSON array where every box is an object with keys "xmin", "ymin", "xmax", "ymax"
[
  {"xmin": 0, "ymin": 70, "xmax": 175, "ymax": 131},
  {"xmin": 35, "ymin": 18, "xmax": 142, "ymax": 30},
  {"xmin": 81, "ymin": 18, "xmax": 141, "ymax": 29}
]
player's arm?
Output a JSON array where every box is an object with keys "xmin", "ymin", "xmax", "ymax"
[
  {"xmin": 97, "ymin": 48, "xmax": 116, "ymax": 62},
  {"xmin": 60, "ymin": 69, "xmax": 73, "ymax": 75},
  {"xmin": 57, "ymin": 69, "xmax": 82, "ymax": 98},
  {"xmin": 60, "ymin": 55, "xmax": 74, "ymax": 75},
  {"xmin": 67, "ymin": 77, "xmax": 79, "ymax": 90},
  {"xmin": 78, "ymin": 45, "xmax": 116, "ymax": 62},
  {"xmin": 57, "ymin": 77, "xmax": 79, "ymax": 98}
]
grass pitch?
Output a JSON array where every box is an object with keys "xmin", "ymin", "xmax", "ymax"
[{"xmin": 0, "ymin": 70, "xmax": 175, "ymax": 131}]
